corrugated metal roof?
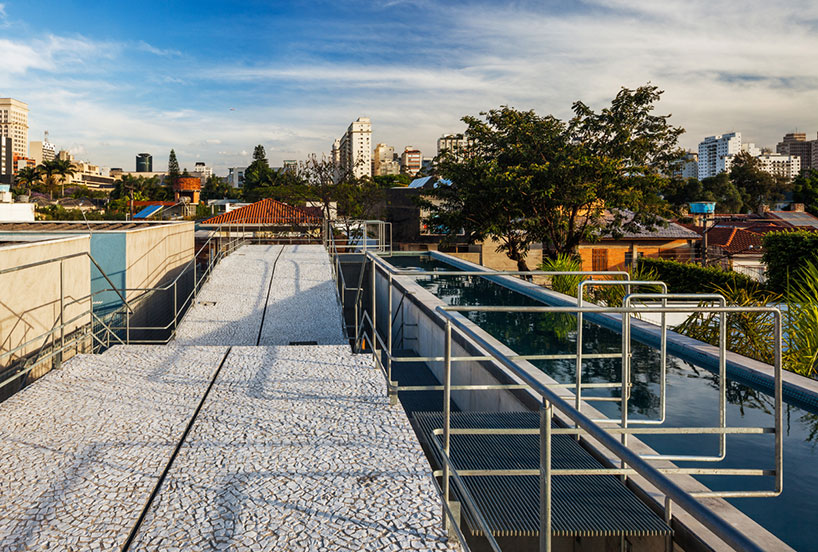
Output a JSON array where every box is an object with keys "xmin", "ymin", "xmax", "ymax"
[
  {"xmin": 202, "ymin": 198, "xmax": 321, "ymax": 225},
  {"xmin": 414, "ymin": 411, "xmax": 671, "ymax": 538},
  {"xmin": 769, "ymin": 210, "xmax": 818, "ymax": 229}
]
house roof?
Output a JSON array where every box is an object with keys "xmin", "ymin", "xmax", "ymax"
[
  {"xmin": 706, "ymin": 226, "xmax": 764, "ymax": 255},
  {"xmin": 767, "ymin": 210, "xmax": 818, "ymax": 229},
  {"xmin": 407, "ymin": 177, "xmax": 452, "ymax": 189},
  {"xmin": 201, "ymin": 198, "xmax": 321, "ymax": 226}
]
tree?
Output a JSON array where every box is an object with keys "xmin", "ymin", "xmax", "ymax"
[
  {"xmin": 38, "ymin": 158, "xmax": 76, "ymax": 199},
  {"xmin": 298, "ymin": 154, "xmax": 340, "ymax": 221},
  {"xmin": 201, "ymin": 175, "xmax": 242, "ymax": 201},
  {"xmin": 14, "ymin": 166, "xmax": 40, "ymax": 194},
  {"xmin": 335, "ymin": 177, "xmax": 384, "ymax": 240},
  {"xmin": 373, "ymin": 174, "xmax": 412, "ymax": 188},
  {"xmin": 242, "ymin": 145, "xmax": 274, "ymax": 202},
  {"xmin": 729, "ymin": 151, "xmax": 787, "ymax": 212},
  {"xmin": 793, "ymin": 169, "xmax": 818, "ymax": 215},
  {"xmin": 167, "ymin": 149, "xmax": 180, "ymax": 188},
  {"xmin": 427, "ymin": 84, "xmax": 683, "ymax": 269}
]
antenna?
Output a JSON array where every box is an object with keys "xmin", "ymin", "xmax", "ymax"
[{"xmin": 44, "ymin": 130, "xmax": 49, "ymax": 143}]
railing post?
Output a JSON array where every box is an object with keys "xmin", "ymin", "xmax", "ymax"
[
  {"xmin": 370, "ymin": 255, "xmax": 377, "ymax": 356},
  {"xmin": 173, "ymin": 280, "xmax": 178, "ymax": 334},
  {"xmin": 575, "ymin": 283, "xmax": 584, "ymax": 415},
  {"xmin": 59, "ymin": 259, "xmax": 65, "ymax": 367},
  {"xmin": 126, "ymin": 309, "xmax": 130, "ymax": 345},
  {"xmin": 540, "ymin": 399, "xmax": 552, "ymax": 552},
  {"xmin": 442, "ymin": 319, "xmax": 452, "ymax": 531},
  {"xmin": 387, "ymin": 273, "xmax": 395, "ymax": 405}
]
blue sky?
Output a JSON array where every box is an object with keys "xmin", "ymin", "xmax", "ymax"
[{"xmin": 2, "ymin": 1, "xmax": 817, "ymax": 174}]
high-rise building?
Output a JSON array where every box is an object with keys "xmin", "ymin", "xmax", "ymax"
[
  {"xmin": 29, "ymin": 132, "xmax": 57, "ymax": 166},
  {"xmin": 777, "ymin": 132, "xmax": 815, "ymax": 174},
  {"xmin": 227, "ymin": 167, "xmax": 247, "ymax": 188},
  {"xmin": 0, "ymin": 98, "xmax": 30, "ymax": 158},
  {"xmin": 698, "ymin": 132, "xmax": 742, "ymax": 179},
  {"xmin": 136, "ymin": 153, "xmax": 153, "ymax": 172},
  {"xmin": 436, "ymin": 133, "xmax": 473, "ymax": 160},
  {"xmin": 0, "ymin": 137, "xmax": 13, "ymax": 185},
  {"xmin": 333, "ymin": 117, "xmax": 372, "ymax": 179},
  {"xmin": 672, "ymin": 151, "xmax": 698, "ymax": 179},
  {"xmin": 372, "ymin": 143, "xmax": 400, "ymax": 176},
  {"xmin": 400, "ymin": 146, "xmax": 422, "ymax": 176}
]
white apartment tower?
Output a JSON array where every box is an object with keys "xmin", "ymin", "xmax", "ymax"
[
  {"xmin": 698, "ymin": 132, "xmax": 742, "ymax": 179},
  {"xmin": 0, "ymin": 98, "xmax": 30, "ymax": 158},
  {"xmin": 372, "ymin": 143, "xmax": 400, "ymax": 176},
  {"xmin": 334, "ymin": 117, "xmax": 372, "ymax": 179},
  {"xmin": 437, "ymin": 133, "xmax": 473, "ymax": 160},
  {"xmin": 755, "ymin": 153, "xmax": 801, "ymax": 180}
]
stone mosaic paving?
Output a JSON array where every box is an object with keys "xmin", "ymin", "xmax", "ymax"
[
  {"xmin": 0, "ymin": 345, "xmax": 229, "ymax": 550},
  {"xmin": 259, "ymin": 245, "xmax": 346, "ymax": 346},
  {"xmin": 130, "ymin": 345, "xmax": 454, "ymax": 551},
  {"xmin": 174, "ymin": 245, "xmax": 282, "ymax": 346}
]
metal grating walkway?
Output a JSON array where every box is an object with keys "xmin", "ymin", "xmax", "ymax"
[{"xmin": 414, "ymin": 411, "xmax": 672, "ymax": 538}]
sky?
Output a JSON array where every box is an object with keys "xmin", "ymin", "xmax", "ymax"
[{"xmin": 2, "ymin": 0, "xmax": 817, "ymax": 175}]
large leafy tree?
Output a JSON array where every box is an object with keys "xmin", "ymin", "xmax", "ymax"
[
  {"xmin": 428, "ymin": 84, "xmax": 683, "ymax": 269},
  {"xmin": 729, "ymin": 151, "xmax": 788, "ymax": 212},
  {"xmin": 793, "ymin": 168, "xmax": 818, "ymax": 215},
  {"xmin": 335, "ymin": 177, "xmax": 384, "ymax": 240}
]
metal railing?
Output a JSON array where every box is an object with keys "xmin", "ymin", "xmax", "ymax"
[{"xmin": 341, "ymin": 249, "xmax": 784, "ymax": 552}]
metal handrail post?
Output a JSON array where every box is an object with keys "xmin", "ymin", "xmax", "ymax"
[
  {"xmin": 442, "ymin": 319, "xmax": 452, "ymax": 531},
  {"xmin": 173, "ymin": 280, "xmax": 178, "ymax": 333},
  {"xmin": 387, "ymin": 272, "xmax": 394, "ymax": 403},
  {"xmin": 540, "ymin": 400, "xmax": 552, "ymax": 552},
  {"xmin": 59, "ymin": 259, "xmax": 65, "ymax": 366},
  {"xmin": 370, "ymin": 255, "xmax": 377, "ymax": 356}
]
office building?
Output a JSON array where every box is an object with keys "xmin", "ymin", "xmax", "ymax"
[
  {"xmin": 372, "ymin": 143, "xmax": 400, "ymax": 176},
  {"xmin": 29, "ymin": 132, "xmax": 57, "ymax": 166},
  {"xmin": 136, "ymin": 153, "xmax": 153, "ymax": 172},
  {"xmin": 0, "ymin": 98, "xmax": 29, "ymax": 158},
  {"xmin": 400, "ymin": 146, "xmax": 422, "ymax": 176},
  {"xmin": 0, "ymin": 137, "xmax": 12, "ymax": 185},
  {"xmin": 777, "ymin": 132, "xmax": 816, "ymax": 174},
  {"xmin": 333, "ymin": 117, "xmax": 372, "ymax": 179}
]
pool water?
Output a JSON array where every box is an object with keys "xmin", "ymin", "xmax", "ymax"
[{"xmin": 385, "ymin": 254, "xmax": 818, "ymax": 551}]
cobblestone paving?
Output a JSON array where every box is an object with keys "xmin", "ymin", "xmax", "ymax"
[
  {"xmin": 174, "ymin": 245, "xmax": 282, "ymax": 346},
  {"xmin": 259, "ymin": 245, "xmax": 346, "ymax": 346},
  {"xmin": 130, "ymin": 345, "xmax": 455, "ymax": 551},
  {"xmin": 0, "ymin": 345, "xmax": 229, "ymax": 550}
]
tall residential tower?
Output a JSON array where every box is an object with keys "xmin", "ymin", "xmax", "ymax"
[
  {"xmin": 333, "ymin": 117, "xmax": 372, "ymax": 179},
  {"xmin": 0, "ymin": 98, "xmax": 29, "ymax": 158}
]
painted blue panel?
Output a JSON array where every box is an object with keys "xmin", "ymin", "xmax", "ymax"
[
  {"xmin": 89, "ymin": 233, "xmax": 127, "ymax": 313},
  {"xmin": 134, "ymin": 205, "xmax": 162, "ymax": 219}
]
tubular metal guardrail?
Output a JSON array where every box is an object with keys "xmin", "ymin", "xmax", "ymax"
[{"xmin": 340, "ymin": 249, "xmax": 784, "ymax": 552}]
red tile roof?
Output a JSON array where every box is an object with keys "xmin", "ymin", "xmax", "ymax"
[
  {"xmin": 202, "ymin": 198, "xmax": 321, "ymax": 225},
  {"xmin": 133, "ymin": 201, "xmax": 176, "ymax": 207},
  {"xmin": 707, "ymin": 227, "xmax": 764, "ymax": 254}
]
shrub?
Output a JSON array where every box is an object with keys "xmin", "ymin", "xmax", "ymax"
[
  {"xmin": 638, "ymin": 257, "xmax": 758, "ymax": 294},
  {"xmin": 762, "ymin": 230, "xmax": 818, "ymax": 293}
]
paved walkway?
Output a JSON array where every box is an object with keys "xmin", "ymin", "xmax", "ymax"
[
  {"xmin": 0, "ymin": 345, "xmax": 229, "ymax": 550},
  {"xmin": 130, "ymin": 345, "xmax": 452, "ymax": 551},
  {"xmin": 0, "ymin": 244, "xmax": 452, "ymax": 550}
]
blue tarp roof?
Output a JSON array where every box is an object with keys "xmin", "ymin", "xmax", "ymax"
[
  {"xmin": 133, "ymin": 205, "xmax": 163, "ymax": 219},
  {"xmin": 408, "ymin": 177, "xmax": 452, "ymax": 189}
]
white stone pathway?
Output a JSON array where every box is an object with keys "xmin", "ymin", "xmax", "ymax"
[
  {"xmin": 130, "ymin": 346, "xmax": 453, "ymax": 551},
  {"xmin": 0, "ymin": 345, "xmax": 229, "ymax": 551},
  {"xmin": 0, "ymin": 244, "xmax": 454, "ymax": 551}
]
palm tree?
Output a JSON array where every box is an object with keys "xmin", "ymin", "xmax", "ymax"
[
  {"xmin": 38, "ymin": 158, "xmax": 77, "ymax": 199},
  {"xmin": 14, "ymin": 166, "xmax": 41, "ymax": 194}
]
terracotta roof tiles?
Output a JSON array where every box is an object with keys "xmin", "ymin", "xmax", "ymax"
[{"xmin": 202, "ymin": 198, "xmax": 321, "ymax": 225}]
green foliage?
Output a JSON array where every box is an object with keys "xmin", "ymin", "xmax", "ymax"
[
  {"xmin": 14, "ymin": 166, "xmax": 40, "ymax": 191},
  {"xmin": 638, "ymin": 257, "xmax": 758, "ymax": 294},
  {"xmin": 675, "ymin": 283, "xmax": 781, "ymax": 366},
  {"xmin": 595, "ymin": 262, "xmax": 663, "ymax": 307},
  {"xmin": 786, "ymin": 260, "xmax": 818, "ymax": 377},
  {"xmin": 70, "ymin": 186, "xmax": 107, "ymax": 200},
  {"xmin": 793, "ymin": 169, "xmax": 818, "ymax": 215},
  {"xmin": 167, "ymin": 149, "xmax": 180, "ymax": 187},
  {"xmin": 36, "ymin": 205, "xmax": 125, "ymax": 221},
  {"xmin": 762, "ymin": 230, "xmax": 818, "ymax": 293},
  {"xmin": 539, "ymin": 254, "xmax": 584, "ymax": 297},
  {"xmin": 201, "ymin": 175, "xmax": 241, "ymax": 201},
  {"xmin": 373, "ymin": 174, "xmax": 412, "ymax": 188},
  {"xmin": 37, "ymin": 158, "xmax": 76, "ymax": 199},
  {"xmin": 111, "ymin": 175, "xmax": 171, "ymax": 202},
  {"xmin": 728, "ymin": 151, "xmax": 789, "ymax": 213},
  {"xmin": 427, "ymin": 84, "xmax": 683, "ymax": 270}
]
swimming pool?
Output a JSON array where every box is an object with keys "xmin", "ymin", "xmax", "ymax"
[{"xmin": 384, "ymin": 253, "xmax": 818, "ymax": 551}]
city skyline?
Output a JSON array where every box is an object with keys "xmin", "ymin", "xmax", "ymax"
[{"xmin": 1, "ymin": 1, "xmax": 817, "ymax": 173}]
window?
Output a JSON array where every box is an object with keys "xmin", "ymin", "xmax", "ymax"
[
  {"xmin": 624, "ymin": 251, "xmax": 633, "ymax": 267},
  {"xmin": 592, "ymin": 249, "xmax": 608, "ymax": 272}
]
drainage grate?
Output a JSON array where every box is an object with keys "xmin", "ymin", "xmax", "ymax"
[{"xmin": 289, "ymin": 341, "xmax": 319, "ymax": 346}]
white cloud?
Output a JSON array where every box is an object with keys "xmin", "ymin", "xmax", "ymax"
[{"xmin": 136, "ymin": 40, "xmax": 181, "ymax": 57}]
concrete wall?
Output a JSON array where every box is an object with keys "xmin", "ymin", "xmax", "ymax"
[
  {"xmin": 125, "ymin": 221, "xmax": 194, "ymax": 293},
  {"xmin": 0, "ymin": 236, "xmax": 90, "ymax": 374},
  {"xmin": 578, "ymin": 239, "xmax": 695, "ymax": 271}
]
